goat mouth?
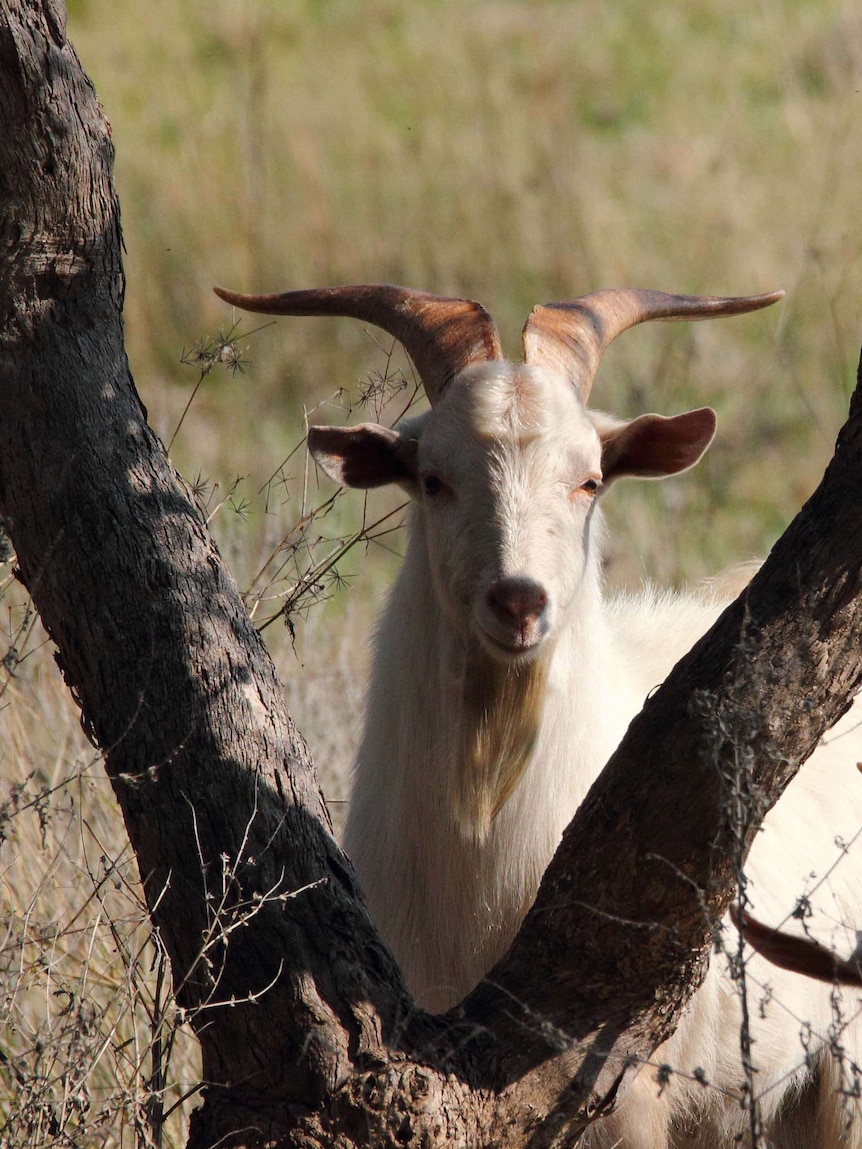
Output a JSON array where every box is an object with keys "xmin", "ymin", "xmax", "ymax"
[{"xmin": 475, "ymin": 625, "xmax": 545, "ymax": 663}]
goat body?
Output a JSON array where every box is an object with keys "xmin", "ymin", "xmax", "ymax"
[{"xmin": 215, "ymin": 282, "xmax": 862, "ymax": 1147}]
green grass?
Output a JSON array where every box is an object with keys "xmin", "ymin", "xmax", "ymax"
[
  {"xmin": 3, "ymin": 0, "xmax": 862, "ymax": 1139},
  {"xmin": 63, "ymin": 0, "xmax": 862, "ymax": 583}
]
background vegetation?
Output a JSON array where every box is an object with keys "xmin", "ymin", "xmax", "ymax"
[{"xmin": 2, "ymin": 0, "xmax": 861, "ymax": 1142}]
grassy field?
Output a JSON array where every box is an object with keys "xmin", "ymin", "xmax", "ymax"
[
  {"xmin": 59, "ymin": 0, "xmax": 862, "ymax": 585},
  {"xmin": 3, "ymin": 0, "xmax": 862, "ymax": 1141}
]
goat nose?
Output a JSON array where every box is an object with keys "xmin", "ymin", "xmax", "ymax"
[{"xmin": 487, "ymin": 578, "xmax": 548, "ymax": 628}]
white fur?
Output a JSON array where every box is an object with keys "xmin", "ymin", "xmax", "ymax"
[{"xmin": 337, "ymin": 361, "xmax": 862, "ymax": 1147}]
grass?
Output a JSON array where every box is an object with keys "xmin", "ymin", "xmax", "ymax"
[
  {"xmin": 0, "ymin": 543, "xmax": 365, "ymax": 1145},
  {"xmin": 0, "ymin": 610, "xmax": 198, "ymax": 1146},
  {"xmin": 63, "ymin": 0, "xmax": 862, "ymax": 582},
  {"xmin": 3, "ymin": 0, "xmax": 862, "ymax": 1140}
]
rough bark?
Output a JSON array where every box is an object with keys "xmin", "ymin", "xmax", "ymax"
[{"xmin": 2, "ymin": 3, "xmax": 862, "ymax": 1147}]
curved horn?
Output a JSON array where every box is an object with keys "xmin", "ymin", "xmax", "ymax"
[
  {"xmin": 214, "ymin": 283, "xmax": 503, "ymax": 404},
  {"xmin": 522, "ymin": 289, "xmax": 784, "ymax": 403}
]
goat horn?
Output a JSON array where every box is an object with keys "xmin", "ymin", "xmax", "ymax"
[
  {"xmin": 214, "ymin": 283, "xmax": 503, "ymax": 404},
  {"xmin": 522, "ymin": 289, "xmax": 784, "ymax": 403}
]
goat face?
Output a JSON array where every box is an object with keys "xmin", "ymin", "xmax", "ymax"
[
  {"xmin": 308, "ymin": 360, "xmax": 715, "ymax": 666},
  {"xmin": 412, "ymin": 362, "xmax": 602, "ymax": 664}
]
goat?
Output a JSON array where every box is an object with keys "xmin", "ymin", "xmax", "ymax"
[{"xmin": 215, "ymin": 282, "xmax": 862, "ymax": 1148}]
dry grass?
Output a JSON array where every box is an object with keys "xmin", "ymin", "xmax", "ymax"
[
  {"xmin": 0, "ymin": 567, "xmax": 199, "ymax": 1145},
  {"xmin": 4, "ymin": 0, "xmax": 862, "ymax": 1140},
  {"xmin": 0, "ymin": 550, "xmax": 365, "ymax": 1144}
]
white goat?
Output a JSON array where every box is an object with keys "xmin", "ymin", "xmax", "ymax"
[{"xmin": 216, "ymin": 282, "xmax": 862, "ymax": 1148}]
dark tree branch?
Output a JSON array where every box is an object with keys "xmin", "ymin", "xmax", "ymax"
[{"xmin": 2, "ymin": 4, "xmax": 862, "ymax": 1147}]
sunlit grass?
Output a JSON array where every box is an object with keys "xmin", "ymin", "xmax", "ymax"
[{"xmin": 63, "ymin": 0, "xmax": 862, "ymax": 584}]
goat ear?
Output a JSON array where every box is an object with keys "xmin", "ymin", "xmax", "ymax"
[
  {"xmin": 597, "ymin": 407, "xmax": 717, "ymax": 484},
  {"xmin": 307, "ymin": 423, "xmax": 419, "ymax": 489}
]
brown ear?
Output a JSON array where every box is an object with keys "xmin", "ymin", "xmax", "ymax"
[
  {"xmin": 599, "ymin": 407, "xmax": 717, "ymax": 484},
  {"xmin": 307, "ymin": 424, "xmax": 419, "ymax": 489}
]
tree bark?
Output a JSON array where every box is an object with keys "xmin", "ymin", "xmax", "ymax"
[{"xmin": 2, "ymin": 3, "xmax": 862, "ymax": 1147}]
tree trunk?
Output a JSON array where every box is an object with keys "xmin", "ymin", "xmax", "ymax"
[{"xmin": 2, "ymin": 3, "xmax": 862, "ymax": 1147}]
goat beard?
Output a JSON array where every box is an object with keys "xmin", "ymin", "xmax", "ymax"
[{"xmin": 452, "ymin": 652, "xmax": 550, "ymax": 841}]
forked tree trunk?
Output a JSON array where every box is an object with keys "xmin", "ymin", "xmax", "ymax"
[{"xmin": 2, "ymin": 3, "xmax": 862, "ymax": 1147}]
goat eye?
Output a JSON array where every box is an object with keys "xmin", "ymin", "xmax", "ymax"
[
  {"xmin": 571, "ymin": 477, "xmax": 600, "ymax": 499},
  {"xmin": 421, "ymin": 472, "xmax": 445, "ymax": 497}
]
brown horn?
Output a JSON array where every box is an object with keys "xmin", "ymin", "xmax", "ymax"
[
  {"xmin": 522, "ymin": 289, "xmax": 784, "ymax": 403},
  {"xmin": 214, "ymin": 283, "xmax": 503, "ymax": 404}
]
